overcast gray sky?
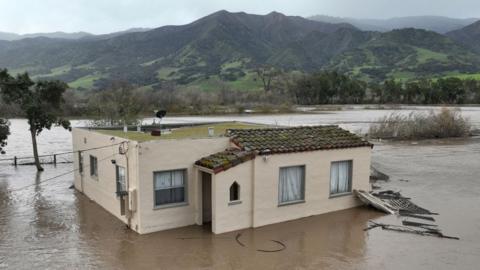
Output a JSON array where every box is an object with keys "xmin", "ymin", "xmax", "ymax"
[{"xmin": 1, "ymin": 0, "xmax": 479, "ymax": 34}]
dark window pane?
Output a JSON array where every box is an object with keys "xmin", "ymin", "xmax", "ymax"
[
  {"xmin": 230, "ymin": 183, "xmax": 239, "ymax": 201},
  {"xmin": 155, "ymin": 190, "xmax": 171, "ymax": 205},
  {"xmin": 172, "ymin": 187, "xmax": 185, "ymax": 203},
  {"xmin": 116, "ymin": 166, "xmax": 126, "ymax": 192},
  {"xmin": 79, "ymin": 152, "xmax": 83, "ymax": 173},
  {"xmin": 89, "ymin": 156, "xmax": 98, "ymax": 177},
  {"xmin": 155, "ymin": 187, "xmax": 185, "ymax": 206}
]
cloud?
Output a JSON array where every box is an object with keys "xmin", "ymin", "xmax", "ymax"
[{"xmin": 0, "ymin": 0, "xmax": 478, "ymax": 34}]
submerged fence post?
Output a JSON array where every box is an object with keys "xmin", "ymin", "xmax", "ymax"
[{"xmin": 14, "ymin": 156, "xmax": 17, "ymax": 167}]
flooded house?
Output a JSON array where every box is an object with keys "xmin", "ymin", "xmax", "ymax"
[{"xmin": 72, "ymin": 122, "xmax": 373, "ymax": 234}]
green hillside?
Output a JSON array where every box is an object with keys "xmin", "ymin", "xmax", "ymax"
[
  {"xmin": 0, "ymin": 11, "xmax": 479, "ymax": 91},
  {"xmin": 447, "ymin": 20, "xmax": 480, "ymax": 54},
  {"xmin": 328, "ymin": 28, "xmax": 480, "ymax": 81}
]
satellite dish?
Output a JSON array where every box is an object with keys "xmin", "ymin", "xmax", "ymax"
[{"xmin": 156, "ymin": 110, "xmax": 167, "ymax": 119}]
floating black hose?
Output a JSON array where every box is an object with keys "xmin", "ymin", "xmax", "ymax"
[
  {"xmin": 256, "ymin": 240, "xmax": 286, "ymax": 253},
  {"xmin": 235, "ymin": 232, "xmax": 286, "ymax": 252},
  {"xmin": 235, "ymin": 233, "xmax": 245, "ymax": 247}
]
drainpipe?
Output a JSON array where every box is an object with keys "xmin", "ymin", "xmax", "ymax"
[
  {"xmin": 125, "ymin": 142, "xmax": 132, "ymax": 229},
  {"xmin": 79, "ymin": 151, "xmax": 84, "ymax": 193},
  {"xmin": 119, "ymin": 141, "xmax": 132, "ymax": 229},
  {"xmin": 251, "ymin": 157, "xmax": 255, "ymax": 228}
]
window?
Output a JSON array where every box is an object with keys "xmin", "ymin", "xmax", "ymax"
[
  {"xmin": 229, "ymin": 182, "xmax": 240, "ymax": 202},
  {"xmin": 278, "ymin": 165, "xmax": 305, "ymax": 205},
  {"xmin": 330, "ymin": 160, "xmax": 353, "ymax": 195},
  {"xmin": 78, "ymin": 152, "xmax": 83, "ymax": 174},
  {"xmin": 154, "ymin": 169, "xmax": 187, "ymax": 207},
  {"xmin": 116, "ymin": 165, "xmax": 126, "ymax": 194},
  {"xmin": 90, "ymin": 155, "xmax": 98, "ymax": 178}
]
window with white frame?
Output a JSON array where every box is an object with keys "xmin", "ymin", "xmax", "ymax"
[
  {"xmin": 278, "ymin": 165, "xmax": 305, "ymax": 204},
  {"xmin": 154, "ymin": 169, "xmax": 187, "ymax": 206},
  {"xmin": 89, "ymin": 155, "xmax": 98, "ymax": 178},
  {"xmin": 330, "ymin": 160, "xmax": 353, "ymax": 195},
  {"xmin": 116, "ymin": 165, "xmax": 126, "ymax": 194}
]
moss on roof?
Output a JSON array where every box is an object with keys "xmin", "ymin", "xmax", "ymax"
[
  {"xmin": 195, "ymin": 148, "xmax": 256, "ymax": 174},
  {"xmin": 96, "ymin": 122, "xmax": 267, "ymax": 142},
  {"xmin": 228, "ymin": 125, "xmax": 372, "ymax": 154},
  {"xmin": 195, "ymin": 125, "xmax": 373, "ymax": 174}
]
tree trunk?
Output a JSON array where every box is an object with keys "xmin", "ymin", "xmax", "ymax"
[{"xmin": 30, "ymin": 128, "xmax": 43, "ymax": 171}]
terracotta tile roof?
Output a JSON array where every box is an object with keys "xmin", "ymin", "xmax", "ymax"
[
  {"xmin": 227, "ymin": 125, "xmax": 372, "ymax": 154},
  {"xmin": 195, "ymin": 148, "xmax": 256, "ymax": 174},
  {"xmin": 196, "ymin": 126, "xmax": 372, "ymax": 174}
]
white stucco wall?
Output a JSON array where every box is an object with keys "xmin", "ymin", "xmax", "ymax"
[
  {"xmin": 209, "ymin": 146, "xmax": 371, "ymax": 234},
  {"xmin": 72, "ymin": 128, "xmax": 140, "ymax": 230},
  {"xmin": 212, "ymin": 161, "xmax": 253, "ymax": 234},
  {"xmin": 251, "ymin": 147, "xmax": 372, "ymax": 228},
  {"xmin": 136, "ymin": 137, "xmax": 229, "ymax": 234},
  {"xmin": 73, "ymin": 127, "xmax": 372, "ymax": 235}
]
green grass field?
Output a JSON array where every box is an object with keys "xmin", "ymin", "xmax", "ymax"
[
  {"xmin": 49, "ymin": 65, "xmax": 71, "ymax": 75},
  {"xmin": 32, "ymin": 65, "xmax": 72, "ymax": 79},
  {"xmin": 221, "ymin": 60, "xmax": 244, "ymax": 71},
  {"xmin": 141, "ymin": 57, "xmax": 164, "ymax": 67},
  {"xmin": 414, "ymin": 47, "xmax": 448, "ymax": 64},
  {"xmin": 68, "ymin": 74, "xmax": 103, "ymax": 88},
  {"xmin": 156, "ymin": 67, "xmax": 180, "ymax": 80},
  {"xmin": 97, "ymin": 122, "xmax": 266, "ymax": 141},
  {"xmin": 188, "ymin": 71, "xmax": 263, "ymax": 92},
  {"xmin": 444, "ymin": 73, "xmax": 480, "ymax": 80},
  {"xmin": 389, "ymin": 71, "xmax": 416, "ymax": 81}
]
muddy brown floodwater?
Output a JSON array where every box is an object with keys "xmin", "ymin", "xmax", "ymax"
[{"xmin": 1, "ymin": 112, "xmax": 480, "ymax": 269}]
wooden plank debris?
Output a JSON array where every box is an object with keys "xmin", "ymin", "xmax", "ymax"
[
  {"xmin": 354, "ymin": 190, "xmax": 396, "ymax": 214},
  {"xmin": 402, "ymin": 220, "xmax": 437, "ymax": 228},
  {"xmin": 398, "ymin": 212, "xmax": 435, "ymax": 222},
  {"xmin": 365, "ymin": 221, "xmax": 459, "ymax": 240},
  {"xmin": 359, "ymin": 189, "xmax": 459, "ymax": 240}
]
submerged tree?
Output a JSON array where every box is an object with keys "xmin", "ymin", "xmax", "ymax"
[
  {"xmin": 87, "ymin": 81, "xmax": 143, "ymax": 128},
  {"xmin": 0, "ymin": 69, "xmax": 70, "ymax": 171},
  {"xmin": 0, "ymin": 118, "xmax": 9, "ymax": 154}
]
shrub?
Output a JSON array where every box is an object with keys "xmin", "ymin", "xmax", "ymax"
[
  {"xmin": 0, "ymin": 118, "xmax": 9, "ymax": 154},
  {"xmin": 369, "ymin": 107, "xmax": 471, "ymax": 139}
]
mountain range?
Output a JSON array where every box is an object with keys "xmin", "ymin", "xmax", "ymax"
[
  {"xmin": 308, "ymin": 15, "xmax": 478, "ymax": 34},
  {"xmin": 447, "ymin": 21, "xmax": 480, "ymax": 54},
  {"xmin": 0, "ymin": 10, "xmax": 479, "ymax": 91},
  {"xmin": 0, "ymin": 28, "xmax": 152, "ymax": 41},
  {"xmin": 0, "ymin": 31, "xmax": 93, "ymax": 41}
]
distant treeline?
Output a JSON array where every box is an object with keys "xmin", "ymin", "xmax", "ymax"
[
  {"xmin": 0, "ymin": 71, "xmax": 479, "ymax": 118},
  {"xmin": 292, "ymin": 72, "xmax": 480, "ymax": 105}
]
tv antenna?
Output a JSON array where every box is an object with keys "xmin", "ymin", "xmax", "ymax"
[{"xmin": 154, "ymin": 109, "xmax": 166, "ymax": 127}]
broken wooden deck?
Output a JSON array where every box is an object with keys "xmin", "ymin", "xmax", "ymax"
[
  {"xmin": 356, "ymin": 189, "xmax": 459, "ymax": 240},
  {"xmin": 354, "ymin": 190, "xmax": 396, "ymax": 214}
]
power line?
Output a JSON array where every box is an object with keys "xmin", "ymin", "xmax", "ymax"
[
  {"xmin": 0, "ymin": 152, "xmax": 122, "ymax": 220},
  {"xmin": 0, "ymin": 141, "xmax": 128, "ymax": 162},
  {"xmin": 7, "ymin": 151, "xmax": 121, "ymax": 192}
]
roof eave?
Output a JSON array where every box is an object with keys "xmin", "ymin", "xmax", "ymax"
[{"xmin": 193, "ymin": 165, "xmax": 215, "ymax": 174}]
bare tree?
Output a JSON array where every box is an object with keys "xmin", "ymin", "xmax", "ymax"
[
  {"xmin": 256, "ymin": 66, "xmax": 279, "ymax": 92},
  {"xmin": 88, "ymin": 81, "xmax": 143, "ymax": 128}
]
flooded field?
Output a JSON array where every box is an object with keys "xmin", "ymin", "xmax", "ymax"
[{"xmin": 1, "ymin": 106, "xmax": 479, "ymax": 269}]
